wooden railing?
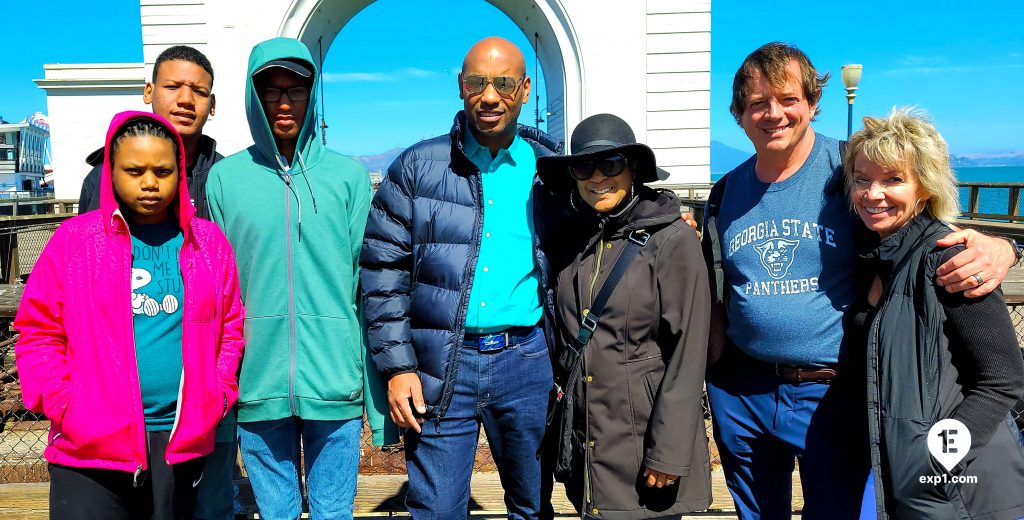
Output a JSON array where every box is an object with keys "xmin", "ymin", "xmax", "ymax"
[
  {"xmin": 960, "ymin": 182, "xmax": 1023, "ymax": 222},
  {"xmin": 0, "ymin": 198, "xmax": 77, "ymax": 218}
]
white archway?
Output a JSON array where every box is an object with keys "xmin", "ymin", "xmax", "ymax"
[
  {"xmin": 38, "ymin": 1, "xmax": 709, "ymax": 199},
  {"xmin": 275, "ymin": 0, "xmax": 584, "ymax": 141}
]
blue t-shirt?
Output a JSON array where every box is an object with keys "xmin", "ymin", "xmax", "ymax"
[
  {"xmin": 717, "ymin": 133, "xmax": 859, "ymax": 365},
  {"xmin": 462, "ymin": 130, "xmax": 542, "ymax": 333},
  {"xmin": 130, "ymin": 219, "xmax": 185, "ymax": 431}
]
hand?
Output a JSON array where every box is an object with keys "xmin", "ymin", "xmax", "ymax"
[
  {"xmin": 935, "ymin": 229, "xmax": 1015, "ymax": 297},
  {"xmin": 680, "ymin": 211, "xmax": 701, "ymax": 240},
  {"xmin": 642, "ymin": 466, "xmax": 680, "ymax": 488},
  {"xmin": 387, "ymin": 373, "xmax": 426, "ymax": 433}
]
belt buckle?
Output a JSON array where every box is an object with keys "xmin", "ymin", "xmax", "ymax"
[
  {"xmin": 774, "ymin": 364, "xmax": 800, "ymax": 383},
  {"xmin": 477, "ymin": 333, "xmax": 508, "ymax": 352}
]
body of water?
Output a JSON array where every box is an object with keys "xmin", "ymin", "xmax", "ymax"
[
  {"xmin": 711, "ymin": 166, "xmax": 1023, "ymax": 218},
  {"xmin": 955, "ymin": 166, "xmax": 1024, "ymax": 218}
]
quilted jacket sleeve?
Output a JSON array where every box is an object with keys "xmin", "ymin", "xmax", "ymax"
[{"xmin": 360, "ymin": 151, "xmax": 418, "ymax": 378}]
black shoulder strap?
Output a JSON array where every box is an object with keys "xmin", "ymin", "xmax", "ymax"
[
  {"xmin": 574, "ymin": 229, "xmax": 650, "ymax": 345},
  {"xmin": 706, "ymin": 174, "xmax": 729, "ymax": 303},
  {"xmin": 825, "ymin": 140, "xmax": 849, "ymax": 196},
  {"xmin": 556, "ymin": 229, "xmax": 652, "ymax": 393}
]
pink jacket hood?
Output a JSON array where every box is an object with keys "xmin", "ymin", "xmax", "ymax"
[{"xmin": 99, "ymin": 111, "xmax": 196, "ymax": 238}]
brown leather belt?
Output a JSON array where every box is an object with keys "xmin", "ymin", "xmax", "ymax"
[{"xmin": 774, "ymin": 365, "xmax": 838, "ymax": 383}]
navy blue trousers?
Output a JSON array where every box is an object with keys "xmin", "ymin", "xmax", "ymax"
[{"xmin": 707, "ymin": 348, "xmax": 868, "ymax": 520}]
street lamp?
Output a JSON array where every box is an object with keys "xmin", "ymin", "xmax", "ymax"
[{"xmin": 841, "ymin": 64, "xmax": 863, "ymax": 138}]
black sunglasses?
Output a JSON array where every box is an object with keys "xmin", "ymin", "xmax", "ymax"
[{"xmin": 569, "ymin": 154, "xmax": 629, "ymax": 181}]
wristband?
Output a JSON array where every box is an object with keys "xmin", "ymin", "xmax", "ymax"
[{"xmin": 1004, "ymin": 237, "xmax": 1024, "ymax": 267}]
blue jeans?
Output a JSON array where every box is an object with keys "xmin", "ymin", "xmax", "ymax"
[
  {"xmin": 706, "ymin": 349, "xmax": 868, "ymax": 520},
  {"xmin": 238, "ymin": 417, "xmax": 361, "ymax": 520},
  {"xmin": 405, "ymin": 325, "xmax": 552, "ymax": 519}
]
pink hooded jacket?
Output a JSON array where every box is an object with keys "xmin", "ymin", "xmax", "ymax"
[{"xmin": 14, "ymin": 111, "xmax": 245, "ymax": 476}]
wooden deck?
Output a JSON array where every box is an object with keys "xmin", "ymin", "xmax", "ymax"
[{"xmin": 0, "ymin": 470, "xmax": 801, "ymax": 519}]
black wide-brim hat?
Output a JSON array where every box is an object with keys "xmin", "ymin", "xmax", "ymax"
[{"xmin": 537, "ymin": 113, "xmax": 668, "ymax": 194}]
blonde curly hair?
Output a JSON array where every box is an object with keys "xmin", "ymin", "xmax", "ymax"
[{"xmin": 844, "ymin": 108, "xmax": 960, "ymax": 222}]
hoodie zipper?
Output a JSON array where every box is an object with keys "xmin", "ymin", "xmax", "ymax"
[
  {"xmin": 284, "ymin": 173, "xmax": 297, "ymax": 416},
  {"xmin": 121, "ymin": 223, "xmax": 147, "ymax": 484}
]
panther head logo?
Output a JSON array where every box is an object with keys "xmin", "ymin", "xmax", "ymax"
[{"xmin": 754, "ymin": 239, "xmax": 800, "ymax": 279}]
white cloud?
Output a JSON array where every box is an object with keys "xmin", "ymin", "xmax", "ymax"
[
  {"xmin": 322, "ymin": 72, "xmax": 392, "ymax": 82},
  {"xmin": 322, "ymin": 67, "xmax": 451, "ymax": 83},
  {"xmin": 877, "ymin": 57, "xmax": 1024, "ymax": 78}
]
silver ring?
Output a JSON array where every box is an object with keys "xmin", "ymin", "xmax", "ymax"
[{"xmin": 973, "ymin": 273, "xmax": 984, "ymax": 285}]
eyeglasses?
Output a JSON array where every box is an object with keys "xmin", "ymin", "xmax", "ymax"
[
  {"xmin": 462, "ymin": 74, "xmax": 525, "ymax": 98},
  {"xmin": 261, "ymin": 87, "xmax": 309, "ymax": 102},
  {"xmin": 569, "ymin": 154, "xmax": 629, "ymax": 181}
]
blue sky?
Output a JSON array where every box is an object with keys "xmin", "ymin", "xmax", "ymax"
[
  {"xmin": 3, "ymin": 0, "xmax": 1022, "ymax": 157},
  {"xmin": 712, "ymin": 0, "xmax": 1024, "ymax": 155}
]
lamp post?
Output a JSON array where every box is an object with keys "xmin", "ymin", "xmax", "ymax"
[{"xmin": 841, "ymin": 64, "xmax": 863, "ymax": 138}]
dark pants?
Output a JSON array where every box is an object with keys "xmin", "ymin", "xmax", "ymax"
[
  {"xmin": 404, "ymin": 325, "xmax": 552, "ymax": 520},
  {"xmin": 192, "ymin": 439, "xmax": 237, "ymax": 520},
  {"xmin": 49, "ymin": 430, "xmax": 206, "ymax": 520},
  {"xmin": 706, "ymin": 349, "xmax": 868, "ymax": 520}
]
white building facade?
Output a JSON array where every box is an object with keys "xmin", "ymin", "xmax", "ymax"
[
  {"xmin": 0, "ymin": 116, "xmax": 50, "ymax": 193},
  {"xmin": 37, "ymin": 0, "xmax": 711, "ymax": 200}
]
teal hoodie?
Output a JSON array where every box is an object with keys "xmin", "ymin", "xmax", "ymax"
[{"xmin": 207, "ymin": 37, "xmax": 394, "ymax": 444}]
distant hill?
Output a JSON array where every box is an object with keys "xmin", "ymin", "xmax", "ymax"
[
  {"xmin": 352, "ymin": 147, "xmax": 404, "ymax": 173},
  {"xmin": 952, "ymin": 151, "xmax": 1024, "ymax": 168},
  {"xmin": 711, "ymin": 140, "xmax": 752, "ymax": 175}
]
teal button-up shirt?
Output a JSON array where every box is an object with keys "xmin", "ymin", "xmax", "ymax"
[{"xmin": 463, "ymin": 130, "xmax": 542, "ymax": 333}]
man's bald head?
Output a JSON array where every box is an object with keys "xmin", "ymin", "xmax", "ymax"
[
  {"xmin": 462, "ymin": 36, "xmax": 526, "ymax": 77},
  {"xmin": 458, "ymin": 37, "xmax": 531, "ymax": 156}
]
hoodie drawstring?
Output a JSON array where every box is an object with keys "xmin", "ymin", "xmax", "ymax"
[
  {"xmin": 296, "ymin": 152, "xmax": 318, "ymax": 215},
  {"xmin": 276, "ymin": 152, "xmax": 304, "ymax": 239}
]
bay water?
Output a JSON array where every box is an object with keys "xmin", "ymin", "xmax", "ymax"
[{"xmin": 955, "ymin": 166, "xmax": 1024, "ymax": 218}]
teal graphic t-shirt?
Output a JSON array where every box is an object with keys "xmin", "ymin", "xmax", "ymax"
[{"xmin": 130, "ymin": 219, "xmax": 185, "ymax": 431}]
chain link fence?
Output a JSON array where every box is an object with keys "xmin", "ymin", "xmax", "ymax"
[
  {"xmin": 14, "ymin": 223, "xmax": 61, "ymax": 278},
  {"xmin": 1, "ymin": 325, "xmax": 48, "ymax": 483}
]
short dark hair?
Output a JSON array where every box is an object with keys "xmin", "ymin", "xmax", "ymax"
[
  {"xmin": 729, "ymin": 42, "xmax": 829, "ymax": 124},
  {"xmin": 153, "ymin": 45, "xmax": 215, "ymax": 85}
]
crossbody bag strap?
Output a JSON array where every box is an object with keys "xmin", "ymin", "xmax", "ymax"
[{"xmin": 557, "ymin": 228, "xmax": 652, "ymax": 398}]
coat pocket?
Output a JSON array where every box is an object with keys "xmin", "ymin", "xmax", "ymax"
[
  {"xmin": 629, "ymin": 368, "xmax": 660, "ymax": 439},
  {"xmin": 642, "ymin": 371, "xmax": 658, "ymax": 406}
]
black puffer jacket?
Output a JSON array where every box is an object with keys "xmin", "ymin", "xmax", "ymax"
[
  {"xmin": 551, "ymin": 187, "xmax": 712, "ymax": 519},
  {"xmin": 360, "ymin": 111, "xmax": 562, "ymax": 417},
  {"xmin": 862, "ymin": 213, "xmax": 1024, "ymax": 520}
]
